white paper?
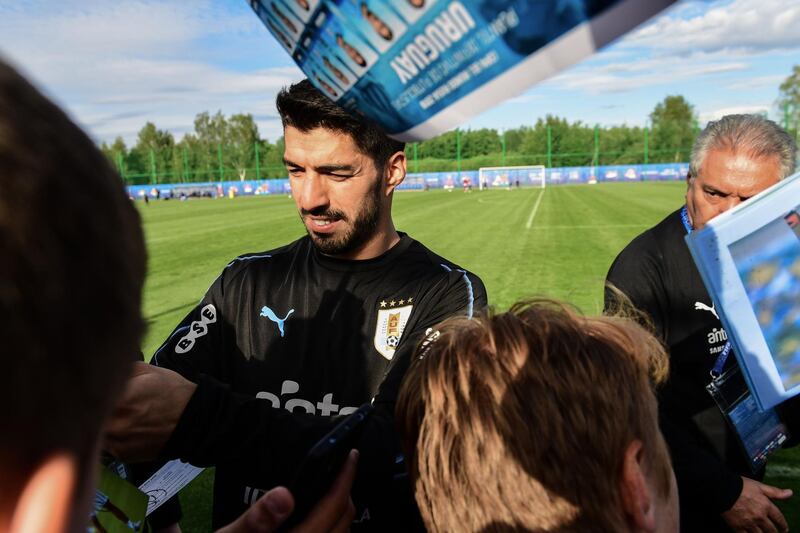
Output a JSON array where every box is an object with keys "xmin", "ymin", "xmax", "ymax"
[
  {"xmin": 686, "ymin": 171, "xmax": 800, "ymax": 411},
  {"xmin": 138, "ymin": 460, "xmax": 204, "ymax": 516}
]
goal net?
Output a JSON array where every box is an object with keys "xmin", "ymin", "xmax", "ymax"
[{"xmin": 478, "ymin": 165, "xmax": 546, "ymax": 190}]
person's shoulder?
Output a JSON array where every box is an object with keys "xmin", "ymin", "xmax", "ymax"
[
  {"xmin": 404, "ymin": 237, "xmax": 482, "ymax": 280},
  {"xmin": 649, "ymin": 208, "xmax": 685, "ymax": 242},
  {"xmin": 605, "ymin": 209, "xmax": 685, "ymax": 295},
  {"xmin": 403, "ymin": 236, "xmax": 487, "ymax": 303},
  {"xmin": 613, "ymin": 208, "xmax": 683, "ymax": 263},
  {"xmin": 220, "ymin": 236, "xmax": 309, "ymax": 278}
]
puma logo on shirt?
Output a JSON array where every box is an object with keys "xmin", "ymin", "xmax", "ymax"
[{"xmin": 260, "ymin": 306, "xmax": 294, "ymax": 337}]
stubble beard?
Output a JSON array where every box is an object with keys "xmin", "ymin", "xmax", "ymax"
[{"xmin": 302, "ymin": 181, "xmax": 382, "ymax": 257}]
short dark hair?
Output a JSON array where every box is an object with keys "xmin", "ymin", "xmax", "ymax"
[
  {"xmin": 0, "ymin": 60, "xmax": 146, "ymax": 509},
  {"xmin": 276, "ymin": 79, "xmax": 404, "ymax": 171},
  {"xmin": 397, "ymin": 300, "xmax": 672, "ymax": 532}
]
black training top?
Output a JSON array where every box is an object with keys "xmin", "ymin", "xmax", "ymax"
[
  {"xmin": 153, "ymin": 233, "xmax": 487, "ymax": 530},
  {"xmin": 605, "ymin": 208, "xmax": 747, "ymax": 530}
]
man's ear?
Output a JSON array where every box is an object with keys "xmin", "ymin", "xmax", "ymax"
[
  {"xmin": 619, "ymin": 440, "xmax": 656, "ymax": 533},
  {"xmin": 10, "ymin": 454, "xmax": 76, "ymax": 533},
  {"xmin": 384, "ymin": 150, "xmax": 407, "ymax": 196}
]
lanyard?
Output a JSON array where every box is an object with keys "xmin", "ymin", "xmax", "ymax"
[{"xmin": 681, "ymin": 206, "xmax": 731, "ymax": 378}]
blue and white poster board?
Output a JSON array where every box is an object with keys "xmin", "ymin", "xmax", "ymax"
[
  {"xmin": 687, "ymin": 172, "xmax": 800, "ymax": 411},
  {"xmin": 248, "ymin": 0, "xmax": 676, "ymax": 140}
]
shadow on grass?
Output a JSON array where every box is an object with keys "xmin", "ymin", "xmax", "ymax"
[
  {"xmin": 765, "ymin": 447, "xmax": 800, "ymax": 528},
  {"xmin": 179, "ymin": 468, "xmax": 215, "ymax": 532}
]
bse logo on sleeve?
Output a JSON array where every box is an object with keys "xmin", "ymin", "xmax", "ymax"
[{"xmin": 175, "ymin": 304, "xmax": 217, "ymax": 354}]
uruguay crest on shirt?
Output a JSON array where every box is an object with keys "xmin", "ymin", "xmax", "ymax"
[{"xmin": 374, "ymin": 300, "xmax": 413, "ymax": 360}]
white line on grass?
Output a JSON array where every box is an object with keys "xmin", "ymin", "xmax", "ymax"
[
  {"xmin": 767, "ymin": 465, "xmax": 800, "ymax": 478},
  {"xmin": 530, "ymin": 223, "xmax": 650, "ymax": 230},
  {"xmin": 526, "ymin": 189, "xmax": 545, "ymax": 229}
]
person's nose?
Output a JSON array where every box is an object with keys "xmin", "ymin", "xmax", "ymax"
[{"xmin": 299, "ymin": 172, "xmax": 329, "ymax": 213}]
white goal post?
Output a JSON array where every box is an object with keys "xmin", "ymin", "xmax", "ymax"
[{"xmin": 477, "ymin": 165, "xmax": 546, "ymax": 190}]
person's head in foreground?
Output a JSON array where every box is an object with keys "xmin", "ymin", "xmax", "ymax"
[
  {"xmin": 0, "ymin": 60, "xmax": 146, "ymax": 531},
  {"xmin": 686, "ymin": 114, "xmax": 797, "ymax": 230},
  {"xmin": 397, "ymin": 300, "xmax": 679, "ymax": 532},
  {"xmin": 276, "ymin": 79, "xmax": 405, "ymax": 260}
]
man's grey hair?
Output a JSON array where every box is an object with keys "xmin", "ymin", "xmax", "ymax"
[{"xmin": 689, "ymin": 114, "xmax": 798, "ymax": 179}]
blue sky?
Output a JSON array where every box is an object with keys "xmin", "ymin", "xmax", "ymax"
[{"xmin": 1, "ymin": 0, "xmax": 798, "ymax": 145}]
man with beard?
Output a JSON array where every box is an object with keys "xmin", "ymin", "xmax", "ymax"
[{"xmin": 107, "ymin": 79, "xmax": 486, "ymax": 531}]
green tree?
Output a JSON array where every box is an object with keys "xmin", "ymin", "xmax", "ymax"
[
  {"xmin": 460, "ymin": 128, "xmax": 501, "ymax": 158},
  {"xmin": 649, "ymin": 95, "xmax": 697, "ymax": 163},
  {"xmin": 502, "ymin": 126, "xmax": 531, "ymax": 154},
  {"xmin": 260, "ymin": 136, "xmax": 285, "ymax": 178},
  {"xmin": 175, "ymin": 135, "xmax": 202, "ymax": 182},
  {"xmin": 193, "ymin": 111, "xmax": 228, "ymax": 181},
  {"xmin": 778, "ymin": 65, "xmax": 800, "ymax": 137},
  {"xmin": 99, "ymin": 136, "xmax": 131, "ymax": 179},
  {"xmin": 600, "ymin": 125, "xmax": 645, "ymax": 165},
  {"xmin": 226, "ymin": 113, "xmax": 260, "ymax": 180},
  {"xmin": 132, "ymin": 122, "xmax": 176, "ymax": 183},
  {"xmin": 99, "ymin": 141, "xmax": 115, "ymax": 169},
  {"xmin": 525, "ymin": 116, "xmax": 594, "ymax": 167},
  {"xmin": 418, "ymin": 130, "xmax": 458, "ymax": 160}
]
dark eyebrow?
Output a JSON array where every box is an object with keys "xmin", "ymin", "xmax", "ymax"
[
  {"xmin": 283, "ymin": 158, "xmax": 356, "ymax": 174},
  {"xmin": 316, "ymin": 164, "xmax": 356, "ymax": 174},
  {"xmin": 703, "ymin": 184, "xmax": 727, "ymax": 195}
]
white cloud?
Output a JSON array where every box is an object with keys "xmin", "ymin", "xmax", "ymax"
[
  {"xmin": 624, "ymin": 0, "xmax": 800, "ymax": 54},
  {"xmin": 0, "ymin": 0, "xmax": 297, "ymax": 144},
  {"xmin": 0, "ymin": 1, "xmax": 261, "ymax": 56},
  {"xmin": 2, "ymin": 0, "xmax": 798, "ymax": 143},
  {"xmin": 547, "ymin": 0, "xmax": 800, "ymax": 98},
  {"xmin": 506, "ymin": 93, "xmax": 542, "ymax": 105},
  {"xmin": 546, "ymin": 51, "xmax": 749, "ymax": 94},
  {"xmin": 699, "ymin": 104, "xmax": 772, "ymax": 124},
  {"xmin": 726, "ymin": 74, "xmax": 787, "ymax": 90}
]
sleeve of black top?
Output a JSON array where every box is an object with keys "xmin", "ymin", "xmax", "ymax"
[
  {"xmin": 605, "ymin": 239, "xmax": 743, "ymax": 515},
  {"xmin": 150, "ymin": 268, "xmax": 228, "ymax": 381},
  {"xmin": 373, "ymin": 269, "xmax": 488, "ymax": 405},
  {"xmin": 604, "ymin": 236, "xmax": 668, "ymax": 338},
  {"xmin": 157, "ymin": 270, "xmax": 487, "ymax": 523}
]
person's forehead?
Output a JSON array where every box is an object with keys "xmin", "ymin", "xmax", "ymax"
[
  {"xmin": 283, "ymin": 126, "xmax": 365, "ymax": 163},
  {"xmin": 699, "ymin": 147, "xmax": 781, "ymax": 192}
]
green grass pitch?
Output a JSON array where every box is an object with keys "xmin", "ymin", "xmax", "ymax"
[{"xmin": 137, "ymin": 182, "xmax": 800, "ymax": 530}]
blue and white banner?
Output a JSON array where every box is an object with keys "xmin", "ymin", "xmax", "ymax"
[
  {"xmin": 127, "ymin": 162, "xmax": 688, "ymax": 198},
  {"xmin": 248, "ymin": 0, "xmax": 675, "ymax": 140}
]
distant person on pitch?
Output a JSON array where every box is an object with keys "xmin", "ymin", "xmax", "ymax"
[{"xmin": 606, "ymin": 114, "xmax": 800, "ymax": 532}]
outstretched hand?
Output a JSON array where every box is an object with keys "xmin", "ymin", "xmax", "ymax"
[{"xmin": 722, "ymin": 477, "xmax": 792, "ymax": 533}]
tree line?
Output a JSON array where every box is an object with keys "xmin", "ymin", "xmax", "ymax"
[{"xmin": 102, "ymin": 64, "xmax": 800, "ymax": 185}]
